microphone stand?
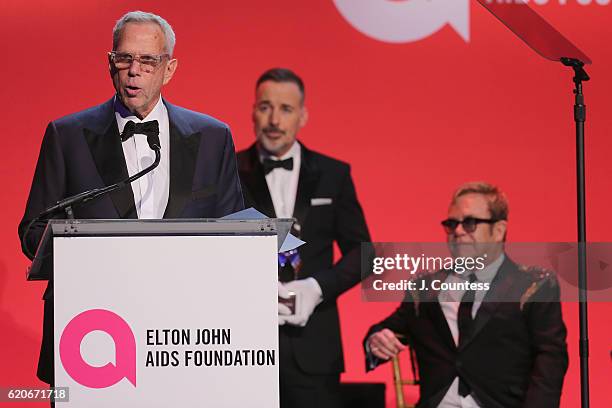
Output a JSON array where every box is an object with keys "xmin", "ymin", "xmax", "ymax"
[
  {"xmin": 22, "ymin": 134, "xmax": 161, "ymax": 260},
  {"xmin": 561, "ymin": 57, "xmax": 590, "ymax": 408}
]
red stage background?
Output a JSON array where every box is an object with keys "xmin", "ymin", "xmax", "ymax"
[{"xmin": 1, "ymin": 1, "xmax": 611, "ymax": 406}]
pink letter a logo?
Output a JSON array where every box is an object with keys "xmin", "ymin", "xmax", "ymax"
[{"xmin": 59, "ymin": 309, "xmax": 136, "ymax": 388}]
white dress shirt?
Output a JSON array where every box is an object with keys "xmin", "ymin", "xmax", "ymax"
[
  {"xmin": 436, "ymin": 254, "xmax": 505, "ymax": 408},
  {"xmin": 115, "ymin": 96, "xmax": 170, "ymax": 219},
  {"xmin": 260, "ymin": 141, "xmax": 301, "ymax": 218}
]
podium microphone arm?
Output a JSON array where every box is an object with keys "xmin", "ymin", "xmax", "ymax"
[{"xmin": 21, "ymin": 133, "xmax": 162, "ymax": 259}]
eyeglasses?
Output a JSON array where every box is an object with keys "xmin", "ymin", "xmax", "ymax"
[
  {"xmin": 108, "ymin": 51, "xmax": 169, "ymax": 73},
  {"xmin": 441, "ymin": 217, "xmax": 499, "ymax": 234}
]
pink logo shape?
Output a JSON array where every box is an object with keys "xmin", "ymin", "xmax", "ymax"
[{"xmin": 59, "ymin": 309, "xmax": 136, "ymax": 388}]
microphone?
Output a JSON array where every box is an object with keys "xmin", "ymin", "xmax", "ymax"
[
  {"xmin": 22, "ymin": 126, "xmax": 162, "ymax": 259},
  {"xmin": 146, "ymin": 132, "xmax": 161, "ymax": 151}
]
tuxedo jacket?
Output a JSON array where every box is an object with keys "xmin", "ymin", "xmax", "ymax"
[
  {"xmin": 365, "ymin": 257, "xmax": 568, "ymax": 408},
  {"xmin": 18, "ymin": 97, "xmax": 244, "ymax": 383},
  {"xmin": 237, "ymin": 143, "xmax": 371, "ymax": 375}
]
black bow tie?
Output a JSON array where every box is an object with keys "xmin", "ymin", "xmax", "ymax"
[
  {"xmin": 263, "ymin": 157, "xmax": 294, "ymax": 174},
  {"xmin": 120, "ymin": 120, "xmax": 160, "ymax": 142}
]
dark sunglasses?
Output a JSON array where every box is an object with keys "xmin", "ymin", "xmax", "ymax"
[{"xmin": 441, "ymin": 217, "xmax": 499, "ymax": 234}]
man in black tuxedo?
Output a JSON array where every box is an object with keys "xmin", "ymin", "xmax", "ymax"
[
  {"xmin": 237, "ymin": 68, "xmax": 371, "ymax": 408},
  {"xmin": 18, "ymin": 11, "xmax": 243, "ymax": 384},
  {"xmin": 364, "ymin": 182, "xmax": 568, "ymax": 408}
]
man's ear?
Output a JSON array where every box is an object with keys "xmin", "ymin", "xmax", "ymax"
[
  {"xmin": 108, "ymin": 53, "xmax": 117, "ymax": 77},
  {"xmin": 162, "ymin": 58, "xmax": 178, "ymax": 85},
  {"xmin": 299, "ymin": 106, "xmax": 309, "ymax": 128},
  {"xmin": 493, "ymin": 220, "xmax": 508, "ymax": 242}
]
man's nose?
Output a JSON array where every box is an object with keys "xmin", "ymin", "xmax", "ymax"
[
  {"xmin": 269, "ymin": 108, "xmax": 280, "ymax": 126},
  {"xmin": 453, "ymin": 223, "xmax": 468, "ymax": 237},
  {"xmin": 128, "ymin": 59, "xmax": 142, "ymax": 76}
]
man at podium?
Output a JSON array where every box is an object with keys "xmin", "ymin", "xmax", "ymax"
[
  {"xmin": 238, "ymin": 68, "xmax": 371, "ymax": 408},
  {"xmin": 18, "ymin": 11, "xmax": 244, "ymax": 385}
]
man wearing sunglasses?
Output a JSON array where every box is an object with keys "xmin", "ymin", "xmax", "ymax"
[
  {"xmin": 18, "ymin": 11, "xmax": 244, "ymax": 386},
  {"xmin": 364, "ymin": 182, "xmax": 568, "ymax": 408}
]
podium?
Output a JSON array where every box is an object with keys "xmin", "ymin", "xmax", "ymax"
[{"xmin": 28, "ymin": 218, "xmax": 293, "ymax": 407}]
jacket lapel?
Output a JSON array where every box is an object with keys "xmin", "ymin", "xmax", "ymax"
[
  {"xmin": 292, "ymin": 144, "xmax": 320, "ymax": 228},
  {"xmin": 458, "ymin": 257, "xmax": 518, "ymax": 351},
  {"xmin": 84, "ymin": 98, "xmax": 137, "ymax": 219},
  {"xmin": 163, "ymin": 100, "xmax": 201, "ymax": 218},
  {"xmin": 239, "ymin": 144, "xmax": 276, "ymax": 218}
]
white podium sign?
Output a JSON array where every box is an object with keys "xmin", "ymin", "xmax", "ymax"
[{"xmin": 53, "ymin": 232, "xmax": 279, "ymax": 407}]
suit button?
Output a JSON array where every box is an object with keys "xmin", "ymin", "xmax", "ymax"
[{"xmin": 456, "ymin": 361, "xmax": 463, "ymax": 369}]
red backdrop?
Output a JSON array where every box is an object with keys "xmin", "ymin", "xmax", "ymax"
[{"xmin": 1, "ymin": 1, "xmax": 611, "ymax": 407}]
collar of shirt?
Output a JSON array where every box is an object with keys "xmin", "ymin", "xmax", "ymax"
[
  {"xmin": 258, "ymin": 140, "xmax": 301, "ymax": 164},
  {"xmin": 439, "ymin": 253, "xmax": 505, "ymax": 304},
  {"xmin": 114, "ymin": 95, "xmax": 166, "ymax": 132},
  {"xmin": 462, "ymin": 252, "xmax": 505, "ymax": 283}
]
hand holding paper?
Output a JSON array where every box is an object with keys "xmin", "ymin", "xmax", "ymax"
[
  {"xmin": 277, "ymin": 281, "xmax": 294, "ymax": 323},
  {"xmin": 278, "ymin": 278, "xmax": 323, "ymax": 327}
]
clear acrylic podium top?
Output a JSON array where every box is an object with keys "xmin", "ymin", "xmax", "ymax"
[{"xmin": 28, "ymin": 218, "xmax": 294, "ymax": 281}]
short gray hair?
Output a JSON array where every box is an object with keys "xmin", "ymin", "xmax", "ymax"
[{"xmin": 113, "ymin": 11, "xmax": 176, "ymax": 56}]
